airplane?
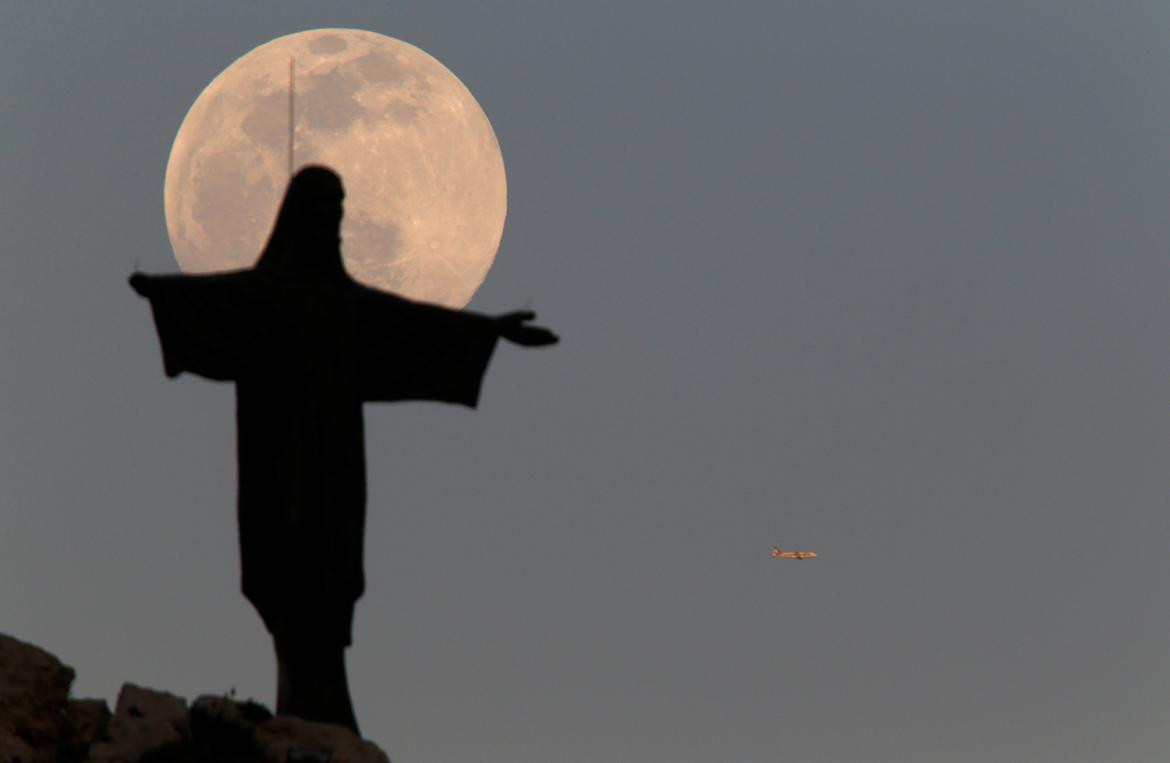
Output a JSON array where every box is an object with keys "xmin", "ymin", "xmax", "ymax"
[{"xmin": 772, "ymin": 546, "xmax": 817, "ymax": 560}]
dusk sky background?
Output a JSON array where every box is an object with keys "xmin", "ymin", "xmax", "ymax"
[{"xmin": 4, "ymin": 3, "xmax": 1170, "ymax": 761}]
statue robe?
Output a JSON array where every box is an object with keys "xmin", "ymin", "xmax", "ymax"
[{"xmin": 135, "ymin": 269, "xmax": 499, "ymax": 646}]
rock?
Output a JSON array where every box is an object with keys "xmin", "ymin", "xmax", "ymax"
[
  {"xmin": 66, "ymin": 698, "xmax": 113, "ymax": 742},
  {"xmin": 86, "ymin": 684, "xmax": 188, "ymax": 762},
  {"xmin": 116, "ymin": 684, "xmax": 188, "ymax": 726},
  {"xmin": 62, "ymin": 699, "xmax": 112, "ymax": 760},
  {"xmin": 0, "ymin": 633, "xmax": 80, "ymax": 762},
  {"xmin": 256, "ymin": 716, "xmax": 390, "ymax": 763},
  {"xmin": 0, "ymin": 733, "xmax": 37, "ymax": 763},
  {"xmin": 190, "ymin": 693, "xmax": 272, "ymax": 730},
  {"xmin": 186, "ymin": 694, "xmax": 269, "ymax": 760},
  {"xmin": 188, "ymin": 696, "xmax": 391, "ymax": 763},
  {"xmin": 0, "ymin": 635, "xmax": 390, "ymax": 763}
]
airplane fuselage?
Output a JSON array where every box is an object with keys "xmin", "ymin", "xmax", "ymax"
[{"xmin": 772, "ymin": 547, "xmax": 817, "ymax": 559}]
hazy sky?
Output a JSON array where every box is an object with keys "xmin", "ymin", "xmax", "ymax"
[{"xmin": 4, "ymin": 3, "xmax": 1170, "ymax": 761}]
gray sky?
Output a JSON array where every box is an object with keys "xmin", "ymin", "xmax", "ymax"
[{"xmin": 3, "ymin": 2, "xmax": 1170, "ymax": 761}]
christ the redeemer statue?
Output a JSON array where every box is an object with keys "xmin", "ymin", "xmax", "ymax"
[{"xmin": 130, "ymin": 166, "xmax": 557, "ymax": 733}]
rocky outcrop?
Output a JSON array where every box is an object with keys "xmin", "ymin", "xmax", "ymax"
[
  {"xmin": 85, "ymin": 684, "xmax": 188, "ymax": 762},
  {"xmin": 0, "ymin": 633, "xmax": 107, "ymax": 763},
  {"xmin": 0, "ymin": 634, "xmax": 390, "ymax": 763}
]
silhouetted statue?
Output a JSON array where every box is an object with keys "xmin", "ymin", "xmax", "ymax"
[{"xmin": 130, "ymin": 166, "xmax": 556, "ymax": 733}]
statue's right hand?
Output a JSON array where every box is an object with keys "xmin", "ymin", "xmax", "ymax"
[{"xmin": 129, "ymin": 273, "xmax": 151, "ymax": 296}]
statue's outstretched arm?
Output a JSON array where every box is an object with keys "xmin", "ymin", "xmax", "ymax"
[{"xmin": 496, "ymin": 311, "xmax": 559, "ymax": 347}]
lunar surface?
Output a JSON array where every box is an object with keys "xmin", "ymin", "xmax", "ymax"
[{"xmin": 164, "ymin": 29, "xmax": 506, "ymax": 307}]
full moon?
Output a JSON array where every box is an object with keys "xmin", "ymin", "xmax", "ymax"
[{"xmin": 164, "ymin": 29, "xmax": 506, "ymax": 307}]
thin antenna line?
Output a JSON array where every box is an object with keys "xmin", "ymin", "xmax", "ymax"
[{"xmin": 288, "ymin": 56, "xmax": 295, "ymax": 178}]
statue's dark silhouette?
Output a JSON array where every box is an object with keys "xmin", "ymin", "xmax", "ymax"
[{"xmin": 130, "ymin": 166, "xmax": 556, "ymax": 733}]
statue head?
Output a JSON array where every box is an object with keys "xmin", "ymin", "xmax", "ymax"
[{"xmin": 256, "ymin": 165, "xmax": 347, "ymax": 279}]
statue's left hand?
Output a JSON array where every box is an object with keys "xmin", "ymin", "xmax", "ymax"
[{"xmin": 497, "ymin": 311, "xmax": 559, "ymax": 347}]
